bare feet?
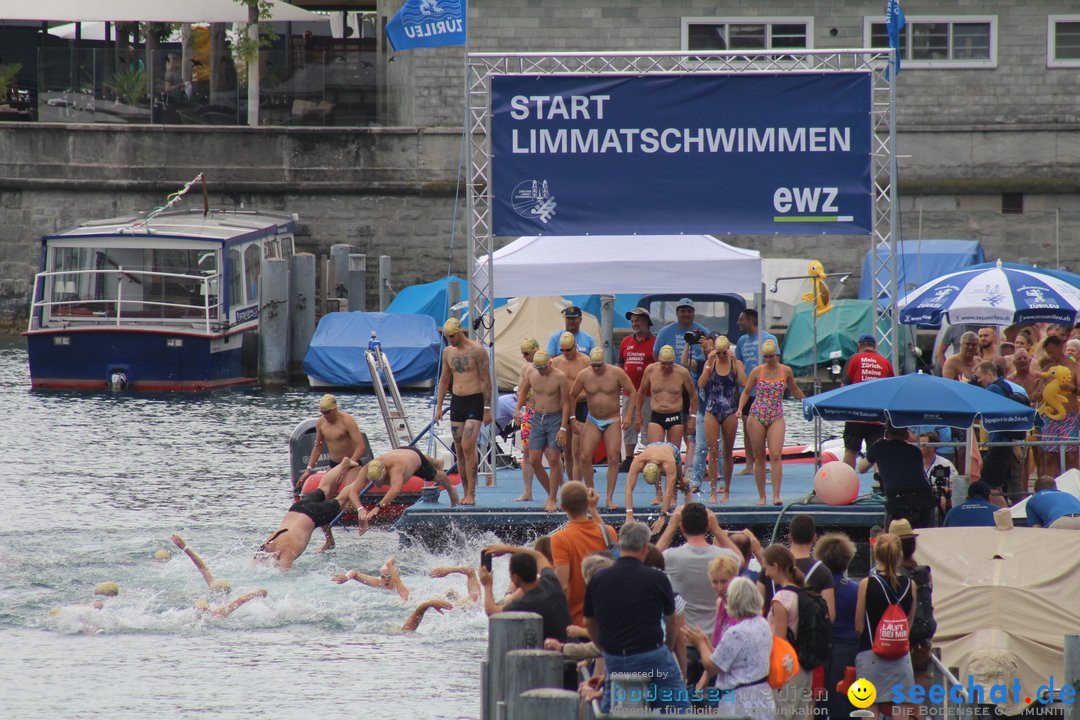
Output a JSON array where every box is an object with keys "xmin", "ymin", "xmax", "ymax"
[
  {"xmin": 514, "ymin": 495, "xmax": 532, "ymax": 502},
  {"xmin": 543, "ymin": 498, "xmax": 558, "ymax": 512},
  {"xmin": 757, "ymin": 497, "xmax": 766, "ymax": 506},
  {"xmin": 461, "ymin": 494, "xmax": 476, "ymax": 506},
  {"xmin": 721, "ymin": 492, "xmax": 730, "ymax": 503},
  {"xmin": 650, "ymin": 495, "xmax": 662, "ymax": 505},
  {"xmin": 318, "ymin": 537, "xmax": 335, "ymax": 553},
  {"xmin": 738, "ymin": 465, "xmax": 754, "ymax": 476},
  {"xmin": 604, "ymin": 502, "xmax": 620, "ymax": 511},
  {"xmin": 773, "ymin": 497, "xmax": 783, "ymax": 506},
  {"xmin": 708, "ymin": 493, "xmax": 718, "ymax": 504}
]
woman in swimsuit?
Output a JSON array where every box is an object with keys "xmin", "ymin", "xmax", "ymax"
[
  {"xmin": 736, "ymin": 340, "xmax": 805, "ymax": 506},
  {"xmin": 516, "ymin": 337, "xmax": 539, "ymax": 501},
  {"xmin": 699, "ymin": 336, "xmax": 747, "ymax": 503}
]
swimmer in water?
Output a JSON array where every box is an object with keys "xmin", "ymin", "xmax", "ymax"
[
  {"xmin": 172, "ymin": 534, "xmax": 230, "ymax": 592},
  {"xmin": 195, "ymin": 589, "xmax": 267, "ymax": 618},
  {"xmin": 332, "ymin": 557, "xmax": 411, "ymax": 601}
]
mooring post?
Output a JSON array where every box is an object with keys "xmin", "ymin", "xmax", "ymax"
[
  {"xmin": 258, "ymin": 257, "xmax": 289, "ymax": 389},
  {"xmin": 486, "ymin": 612, "xmax": 542, "ymax": 720},
  {"xmin": 608, "ymin": 672, "xmax": 650, "ymax": 715},
  {"xmin": 514, "ymin": 689, "xmax": 578, "ymax": 720},
  {"xmin": 379, "ymin": 255, "xmax": 392, "ymax": 311},
  {"xmin": 347, "ymin": 253, "xmax": 367, "ymax": 312},
  {"xmin": 329, "ymin": 244, "xmax": 354, "ymax": 311},
  {"xmin": 289, "ymin": 253, "xmax": 315, "ymax": 382},
  {"xmin": 504, "ymin": 649, "xmax": 564, "ymax": 720}
]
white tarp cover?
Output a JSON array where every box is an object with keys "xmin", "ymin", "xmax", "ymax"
[
  {"xmin": 914, "ymin": 527, "xmax": 1080, "ymax": 713},
  {"xmin": 1009, "ymin": 469, "xmax": 1080, "ymax": 519},
  {"xmin": 0, "ymin": 0, "xmax": 323, "ymax": 22},
  {"xmin": 480, "ymin": 235, "xmax": 762, "ymax": 299},
  {"xmin": 491, "ymin": 296, "xmax": 600, "ymax": 391}
]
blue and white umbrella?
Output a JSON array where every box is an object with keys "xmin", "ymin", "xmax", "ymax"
[{"xmin": 898, "ymin": 260, "xmax": 1080, "ymax": 327}]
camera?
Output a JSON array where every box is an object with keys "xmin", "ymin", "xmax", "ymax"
[
  {"xmin": 684, "ymin": 330, "xmax": 705, "ymax": 346},
  {"xmin": 480, "ymin": 550, "xmax": 493, "ymax": 572},
  {"xmin": 929, "ymin": 465, "xmax": 952, "ymax": 512}
]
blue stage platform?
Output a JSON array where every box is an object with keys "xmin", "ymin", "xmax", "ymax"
[{"xmin": 394, "ymin": 462, "xmax": 887, "ymax": 561}]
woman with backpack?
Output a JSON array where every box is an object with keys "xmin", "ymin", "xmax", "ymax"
[
  {"xmin": 761, "ymin": 544, "xmax": 812, "ymax": 718},
  {"xmin": 855, "ymin": 532, "xmax": 918, "ymax": 719}
]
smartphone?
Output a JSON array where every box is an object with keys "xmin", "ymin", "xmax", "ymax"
[{"xmin": 480, "ymin": 550, "xmax": 493, "ymax": 572}]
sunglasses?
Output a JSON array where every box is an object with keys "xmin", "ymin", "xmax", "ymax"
[
  {"xmin": 560, "ymin": 348, "xmax": 574, "ymax": 353},
  {"xmin": 320, "ymin": 409, "xmax": 333, "ymax": 415},
  {"xmin": 762, "ymin": 354, "xmax": 777, "ymax": 359}
]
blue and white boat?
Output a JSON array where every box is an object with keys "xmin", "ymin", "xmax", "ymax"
[{"xmin": 24, "ymin": 207, "xmax": 296, "ymax": 391}]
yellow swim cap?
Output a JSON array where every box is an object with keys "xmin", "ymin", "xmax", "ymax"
[
  {"xmin": 761, "ymin": 339, "xmax": 779, "ymax": 356},
  {"xmin": 154, "ymin": 549, "xmax": 172, "ymax": 561},
  {"xmin": 533, "ymin": 351, "xmax": 551, "ymax": 368},
  {"xmin": 643, "ymin": 462, "xmax": 661, "ymax": 485},
  {"xmin": 210, "ymin": 579, "xmax": 232, "ymax": 593},
  {"xmin": 589, "ymin": 347, "xmax": 605, "ymax": 364},
  {"xmin": 658, "ymin": 345, "xmax": 676, "ymax": 363},
  {"xmin": 520, "ymin": 337, "xmax": 539, "ymax": 352},
  {"xmin": 367, "ymin": 459, "xmax": 385, "ymax": 482},
  {"xmin": 319, "ymin": 394, "xmax": 337, "ymax": 411},
  {"xmin": 442, "ymin": 317, "xmax": 462, "ymax": 336},
  {"xmin": 559, "ymin": 332, "xmax": 576, "ymax": 350},
  {"xmin": 715, "ymin": 335, "xmax": 731, "ymax": 352},
  {"xmin": 94, "ymin": 581, "xmax": 119, "ymax": 597}
]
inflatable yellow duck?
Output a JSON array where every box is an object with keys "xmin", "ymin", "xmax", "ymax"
[
  {"xmin": 802, "ymin": 260, "xmax": 835, "ymax": 316},
  {"xmin": 1038, "ymin": 365, "xmax": 1073, "ymax": 421}
]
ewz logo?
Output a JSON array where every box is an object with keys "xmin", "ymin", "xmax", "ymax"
[{"xmin": 773, "ymin": 186, "xmax": 853, "ymax": 224}]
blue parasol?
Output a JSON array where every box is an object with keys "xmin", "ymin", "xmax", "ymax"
[
  {"xmin": 897, "ymin": 260, "xmax": 1080, "ymax": 328},
  {"xmin": 802, "ymin": 373, "xmax": 1035, "ymax": 432}
]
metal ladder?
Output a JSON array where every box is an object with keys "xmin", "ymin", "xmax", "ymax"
[{"xmin": 365, "ymin": 332, "xmax": 413, "ymax": 448}]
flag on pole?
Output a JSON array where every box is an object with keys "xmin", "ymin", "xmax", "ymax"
[
  {"xmin": 386, "ymin": 0, "xmax": 467, "ymax": 52},
  {"xmin": 886, "ymin": 0, "xmax": 906, "ymax": 75}
]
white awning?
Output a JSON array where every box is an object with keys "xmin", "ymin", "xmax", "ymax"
[{"xmin": 1, "ymin": 0, "xmax": 324, "ymax": 23}]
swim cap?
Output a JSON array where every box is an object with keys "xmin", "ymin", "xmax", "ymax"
[
  {"xmin": 367, "ymin": 459, "xmax": 385, "ymax": 482},
  {"xmin": 210, "ymin": 579, "xmax": 231, "ymax": 593},
  {"xmin": 533, "ymin": 351, "xmax": 551, "ymax": 368},
  {"xmin": 319, "ymin": 394, "xmax": 337, "ymax": 411},
  {"xmin": 643, "ymin": 462, "xmax": 661, "ymax": 485},
  {"xmin": 589, "ymin": 347, "xmax": 605, "ymax": 364},
  {"xmin": 154, "ymin": 549, "xmax": 172, "ymax": 561},
  {"xmin": 761, "ymin": 339, "xmax": 779, "ymax": 356},
  {"xmin": 442, "ymin": 317, "xmax": 462, "ymax": 336},
  {"xmin": 520, "ymin": 337, "xmax": 539, "ymax": 352},
  {"xmin": 715, "ymin": 335, "xmax": 731, "ymax": 352},
  {"xmin": 94, "ymin": 581, "xmax": 119, "ymax": 597},
  {"xmin": 559, "ymin": 332, "xmax": 576, "ymax": 350},
  {"xmin": 658, "ymin": 345, "xmax": 676, "ymax": 363}
]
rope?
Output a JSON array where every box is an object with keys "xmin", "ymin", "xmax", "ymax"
[{"xmin": 133, "ymin": 173, "xmax": 206, "ymax": 228}]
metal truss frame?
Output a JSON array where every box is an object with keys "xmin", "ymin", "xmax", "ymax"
[{"xmin": 465, "ymin": 49, "xmax": 898, "ymax": 481}]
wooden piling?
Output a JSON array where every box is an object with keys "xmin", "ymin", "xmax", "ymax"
[
  {"xmin": 504, "ymin": 649, "xmax": 564, "ymax": 720},
  {"xmin": 289, "ymin": 253, "xmax": 315, "ymax": 382}
]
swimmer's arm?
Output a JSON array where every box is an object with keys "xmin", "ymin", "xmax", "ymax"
[
  {"xmin": 515, "ymin": 374, "xmax": 532, "ymax": 419},
  {"xmin": 568, "ymin": 374, "xmax": 585, "ymax": 407},
  {"xmin": 683, "ymin": 370, "xmax": 699, "ymax": 415},
  {"xmin": 624, "ymin": 457, "xmax": 645, "ymax": 513},
  {"xmin": 333, "ymin": 569, "xmax": 383, "ymax": 587},
  {"xmin": 430, "ymin": 565, "xmax": 481, "ymax": 603},
  {"xmin": 784, "ymin": 366, "xmax": 805, "ymax": 400},
  {"xmin": 401, "ymin": 598, "xmax": 453, "ymax": 632},
  {"xmin": 616, "ymin": 370, "xmax": 636, "ymax": 425},
  {"xmin": 386, "ymin": 561, "xmax": 410, "ymax": 602},
  {"xmin": 734, "ymin": 358, "xmax": 748, "ymax": 386},
  {"xmin": 636, "ymin": 369, "xmax": 652, "ymax": 418},
  {"xmin": 736, "ymin": 368, "xmax": 759, "ymax": 414},
  {"xmin": 171, "ymin": 534, "xmax": 217, "ymax": 589},
  {"xmin": 659, "ymin": 459, "xmax": 679, "ymax": 514},
  {"xmin": 212, "ymin": 589, "xmax": 267, "ymax": 618},
  {"xmin": 435, "ymin": 350, "xmax": 452, "ymax": 416},
  {"xmin": 478, "ymin": 566, "xmax": 506, "ymax": 616},
  {"xmin": 303, "ymin": 423, "xmax": 325, "ymax": 477}
]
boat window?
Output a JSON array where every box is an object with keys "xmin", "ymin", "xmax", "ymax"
[
  {"xmin": 263, "ymin": 236, "xmax": 282, "ymax": 260},
  {"xmin": 244, "ymin": 244, "xmax": 261, "ymax": 303},
  {"xmin": 229, "ymin": 248, "xmax": 244, "ymax": 308}
]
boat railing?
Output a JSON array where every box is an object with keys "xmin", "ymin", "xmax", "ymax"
[{"xmin": 28, "ymin": 267, "xmax": 224, "ymax": 334}]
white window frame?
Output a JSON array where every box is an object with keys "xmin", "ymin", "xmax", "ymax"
[
  {"xmin": 681, "ymin": 17, "xmax": 815, "ymax": 52},
  {"xmin": 862, "ymin": 15, "xmax": 997, "ymax": 69},
  {"xmin": 1048, "ymin": 15, "xmax": 1080, "ymax": 68}
]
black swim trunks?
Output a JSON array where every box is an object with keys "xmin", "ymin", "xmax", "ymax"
[
  {"xmin": 574, "ymin": 400, "xmax": 589, "ymax": 423},
  {"xmin": 650, "ymin": 411, "xmax": 684, "ymax": 431},
  {"xmin": 450, "ymin": 392, "xmax": 485, "ymax": 422},
  {"xmin": 288, "ymin": 489, "xmax": 341, "ymax": 527},
  {"xmin": 405, "ymin": 446, "xmax": 438, "ymax": 482}
]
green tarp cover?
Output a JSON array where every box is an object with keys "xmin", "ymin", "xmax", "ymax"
[{"xmin": 782, "ymin": 299, "xmax": 877, "ymax": 373}]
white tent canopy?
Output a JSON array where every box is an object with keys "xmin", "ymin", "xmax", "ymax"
[
  {"xmin": 479, "ymin": 235, "xmax": 763, "ymax": 299},
  {"xmin": 1, "ymin": 0, "xmax": 323, "ymax": 23}
]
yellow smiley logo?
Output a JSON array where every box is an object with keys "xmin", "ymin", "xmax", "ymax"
[{"xmin": 848, "ymin": 678, "xmax": 877, "ymax": 709}]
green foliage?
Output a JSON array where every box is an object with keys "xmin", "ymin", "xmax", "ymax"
[
  {"xmin": 104, "ymin": 66, "xmax": 148, "ymax": 106},
  {"xmin": 0, "ymin": 63, "xmax": 23, "ymax": 100},
  {"xmin": 232, "ymin": 0, "xmax": 280, "ymax": 64}
]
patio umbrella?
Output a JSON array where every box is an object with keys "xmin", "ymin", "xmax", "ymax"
[
  {"xmin": 1, "ymin": 0, "xmax": 321, "ymax": 22},
  {"xmin": 802, "ymin": 373, "xmax": 1035, "ymax": 432},
  {"xmin": 897, "ymin": 259, "xmax": 1080, "ymax": 327}
]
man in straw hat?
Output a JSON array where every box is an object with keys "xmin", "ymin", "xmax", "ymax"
[
  {"xmin": 435, "ymin": 317, "xmax": 493, "ymax": 505},
  {"xmin": 295, "ymin": 393, "xmax": 368, "ymax": 494}
]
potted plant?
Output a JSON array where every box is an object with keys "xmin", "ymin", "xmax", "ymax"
[
  {"xmin": 104, "ymin": 66, "xmax": 148, "ymax": 106},
  {"xmin": 0, "ymin": 63, "xmax": 23, "ymax": 104}
]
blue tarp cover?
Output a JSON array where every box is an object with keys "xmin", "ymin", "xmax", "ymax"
[
  {"xmin": 303, "ymin": 312, "xmax": 440, "ymax": 387},
  {"xmin": 385, "ymin": 276, "xmax": 468, "ymax": 327},
  {"xmin": 859, "ymin": 240, "xmax": 985, "ymax": 302}
]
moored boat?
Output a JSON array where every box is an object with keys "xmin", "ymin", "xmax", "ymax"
[{"xmin": 24, "ymin": 197, "xmax": 296, "ymax": 391}]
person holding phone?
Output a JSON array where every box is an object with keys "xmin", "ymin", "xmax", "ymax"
[{"xmin": 478, "ymin": 542, "xmax": 572, "ymax": 642}]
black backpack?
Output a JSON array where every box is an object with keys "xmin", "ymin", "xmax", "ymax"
[
  {"xmin": 899, "ymin": 564, "xmax": 936, "ymax": 643},
  {"xmin": 784, "ymin": 585, "xmax": 832, "ymax": 670}
]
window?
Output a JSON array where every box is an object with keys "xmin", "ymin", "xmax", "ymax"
[
  {"xmin": 1049, "ymin": 16, "xmax": 1080, "ymax": 67},
  {"xmin": 864, "ymin": 16, "xmax": 997, "ymax": 68},
  {"xmin": 682, "ymin": 17, "xmax": 812, "ymax": 52}
]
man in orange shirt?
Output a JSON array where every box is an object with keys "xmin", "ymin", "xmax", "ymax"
[{"xmin": 549, "ymin": 481, "xmax": 616, "ymax": 625}]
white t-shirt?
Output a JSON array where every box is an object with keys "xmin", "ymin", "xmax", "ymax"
[{"xmin": 663, "ymin": 543, "xmax": 739, "ymax": 632}]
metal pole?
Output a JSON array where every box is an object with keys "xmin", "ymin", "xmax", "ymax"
[
  {"xmin": 600, "ymin": 294, "xmax": 615, "ymax": 363},
  {"xmin": 888, "ymin": 49, "xmax": 901, "ymax": 370},
  {"xmin": 813, "ymin": 280, "xmax": 821, "ymax": 470},
  {"xmin": 289, "ymin": 252, "xmax": 316, "ymax": 381},
  {"xmin": 379, "ymin": 255, "xmax": 392, "ymax": 311}
]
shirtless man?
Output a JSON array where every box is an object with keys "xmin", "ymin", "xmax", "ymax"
[
  {"xmin": 1036, "ymin": 335, "xmax": 1080, "ymax": 476},
  {"xmin": 551, "ymin": 332, "xmax": 592, "ymax": 483},
  {"xmin": 257, "ymin": 456, "xmax": 364, "ymax": 570},
  {"xmin": 942, "ymin": 331, "xmax": 980, "ymax": 381},
  {"xmin": 637, "ymin": 345, "xmax": 698, "ymax": 449},
  {"xmin": 435, "ymin": 317, "xmax": 492, "ymax": 505},
  {"xmin": 570, "ymin": 347, "xmax": 636, "ymax": 509},
  {"xmin": 1008, "ymin": 348, "xmax": 1040, "ymax": 397},
  {"xmin": 343, "ymin": 447, "xmax": 460, "ymax": 529},
  {"xmin": 978, "ymin": 326, "xmax": 1008, "ymax": 376},
  {"xmin": 623, "ymin": 440, "xmax": 687, "ymax": 525},
  {"xmin": 295, "ymin": 394, "xmax": 367, "ymax": 494},
  {"xmin": 515, "ymin": 351, "xmax": 570, "ymax": 512}
]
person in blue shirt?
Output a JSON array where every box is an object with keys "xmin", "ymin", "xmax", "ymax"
[
  {"xmin": 734, "ymin": 309, "xmax": 777, "ymax": 479},
  {"xmin": 1026, "ymin": 476, "xmax": 1080, "ymax": 529},
  {"xmin": 943, "ymin": 480, "xmax": 1000, "ymax": 527},
  {"xmin": 545, "ymin": 305, "xmax": 597, "ymax": 356}
]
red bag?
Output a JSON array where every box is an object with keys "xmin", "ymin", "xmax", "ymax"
[{"xmin": 870, "ymin": 574, "xmax": 911, "ymax": 660}]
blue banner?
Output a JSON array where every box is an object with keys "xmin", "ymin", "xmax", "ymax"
[
  {"xmin": 490, "ymin": 73, "xmax": 873, "ymax": 236},
  {"xmin": 386, "ymin": 0, "xmax": 466, "ymax": 52}
]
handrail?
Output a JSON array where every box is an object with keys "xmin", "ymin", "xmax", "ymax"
[{"xmin": 29, "ymin": 267, "xmax": 223, "ymax": 335}]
